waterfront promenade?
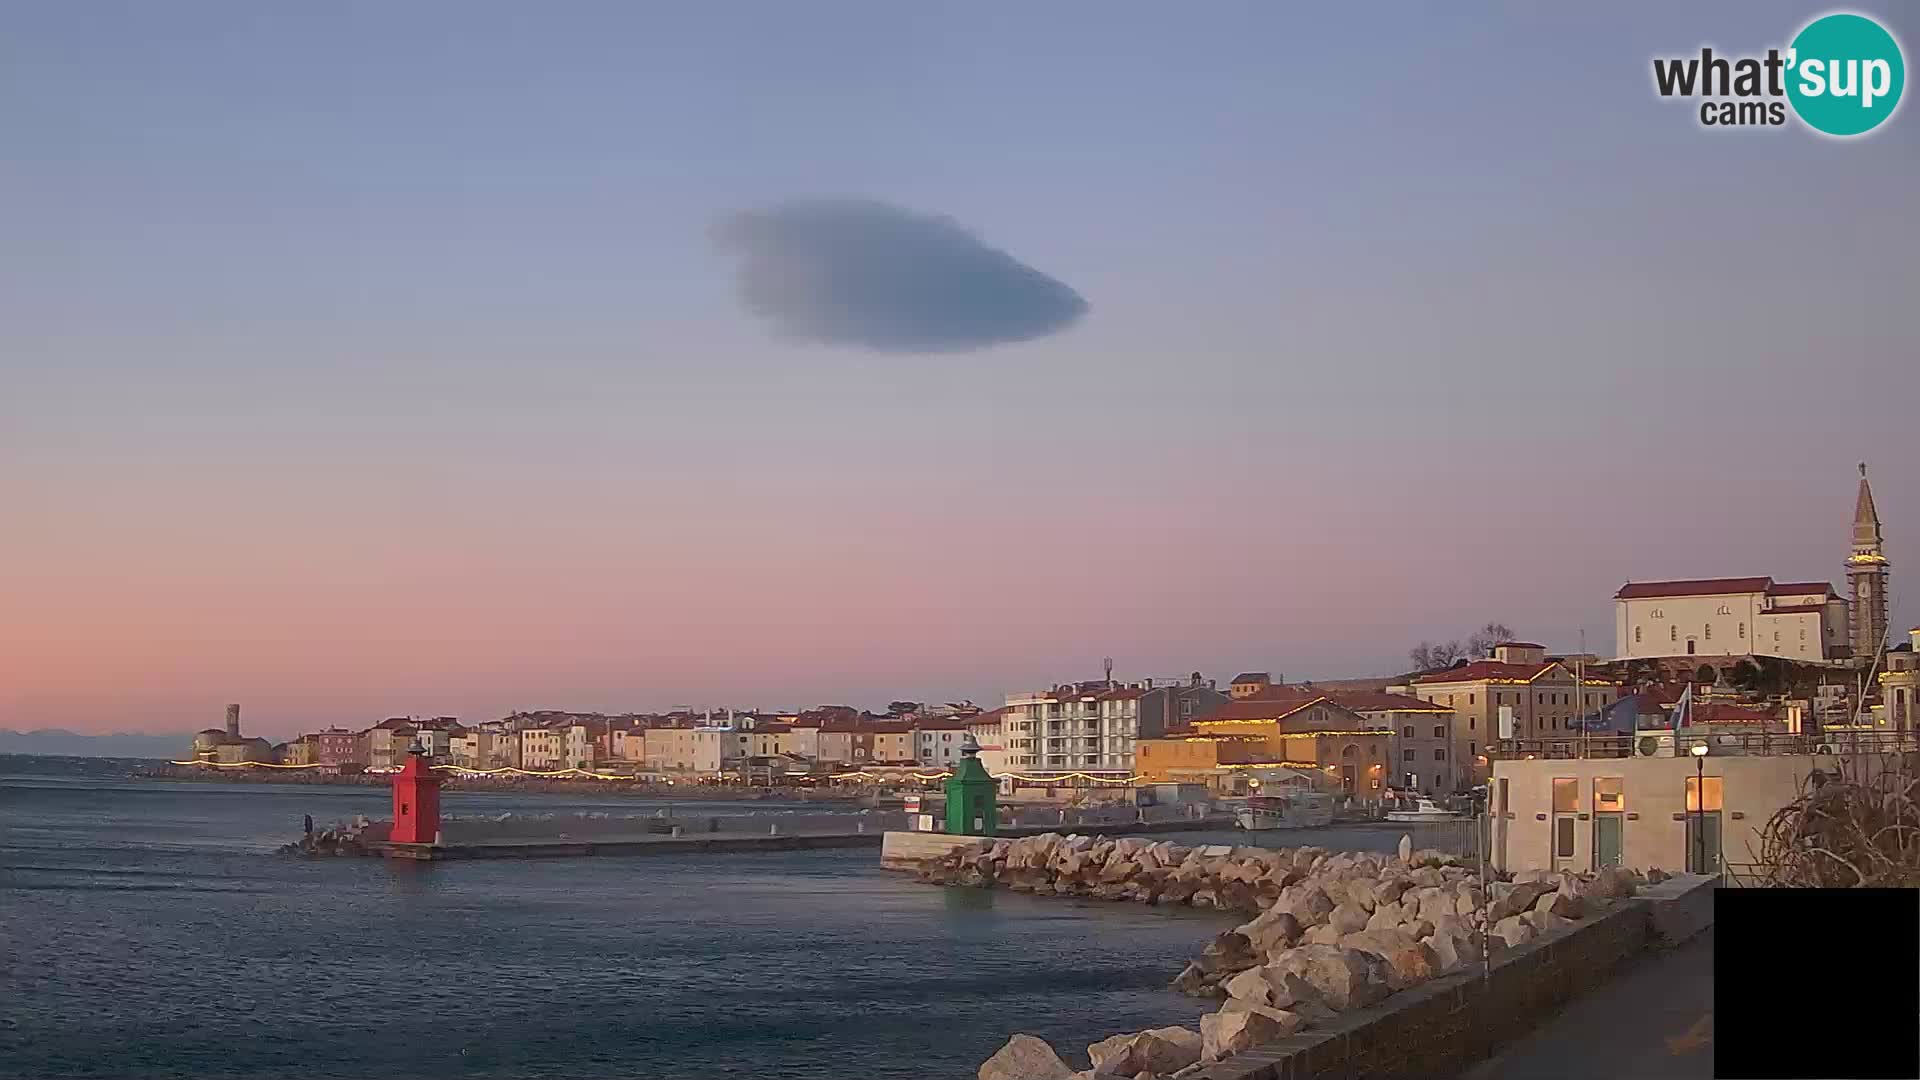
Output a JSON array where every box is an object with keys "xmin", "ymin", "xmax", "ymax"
[{"xmin": 1461, "ymin": 926, "xmax": 1714, "ymax": 1080}]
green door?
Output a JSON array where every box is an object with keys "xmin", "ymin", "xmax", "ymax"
[
  {"xmin": 1685, "ymin": 812, "xmax": 1721, "ymax": 873},
  {"xmin": 1593, "ymin": 813, "xmax": 1623, "ymax": 869}
]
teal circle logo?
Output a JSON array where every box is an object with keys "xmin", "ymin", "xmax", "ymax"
[{"xmin": 1786, "ymin": 13, "xmax": 1905, "ymax": 136}]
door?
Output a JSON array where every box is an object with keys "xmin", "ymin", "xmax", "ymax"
[
  {"xmin": 1339, "ymin": 764, "xmax": 1356, "ymax": 794},
  {"xmin": 1685, "ymin": 813, "xmax": 1722, "ymax": 873},
  {"xmin": 1593, "ymin": 814, "xmax": 1623, "ymax": 868}
]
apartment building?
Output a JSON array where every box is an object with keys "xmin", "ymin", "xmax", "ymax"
[{"xmin": 1408, "ymin": 643, "xmax": 1617, "ymax": 789}]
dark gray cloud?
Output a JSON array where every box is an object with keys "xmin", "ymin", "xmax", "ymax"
[{"xmin": 712, "ymin": 199, "xmax": 1088, "ymax": 353}]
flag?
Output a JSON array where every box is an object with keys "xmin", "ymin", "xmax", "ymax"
[{"xmin": 1670, "ymin": 684, "xmax": 1693, "ymax": 729}]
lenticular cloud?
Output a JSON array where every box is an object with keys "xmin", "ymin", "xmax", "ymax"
[{"xmin": 712, "ymin": 199, "xmax": 1089, "ymax": 354}]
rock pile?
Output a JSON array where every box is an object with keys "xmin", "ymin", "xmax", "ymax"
[
  {"xmin": 278, "ymin": 816, "xmax": 382, "ymax": 857},
  {"xmin": 948, "ymin": 835, "xmax": 1658, "ymax": 1079},
  {"xmin": 919, "ymin": 834, "xmax": 1471, "ymax": 915}
]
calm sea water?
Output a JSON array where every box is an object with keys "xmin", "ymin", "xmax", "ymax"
[{"xmin": 1, "ymin": 759, "xmax": 1330, "ymax": 1080}]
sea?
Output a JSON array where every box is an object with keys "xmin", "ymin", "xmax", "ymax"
[{"xmin": 0, "ymin": 756, "xmax": 1412, "ymax": 1080}]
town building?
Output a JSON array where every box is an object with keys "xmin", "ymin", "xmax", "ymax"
[
  {"xmin": 1880, "ymin": 628, "xmax": 1920, "ymax": 732},
  {"xmin": 1323, "ymin": 690, "xmax": 1459, "ymax": 796},
  {"xmin": 1849, "ymin": 464, "xmax": 1891, "ymax": 660},
  {"xmin": 912, "ymin": 717, "xmax": 973, "ymax": 768},
  {"xmin": 1228, "ymin": 673, "xmax": 1274, "ymax": 699},
  {"xmin": 965, "ymin": 707, "xmax": 1010, "ymax": 775},
  {"xmin": 1489, "ymin": 741, "xmax": 1907, "ymax": 876},
  {"xmin": 1002, "ymin": 675, "xmax": 1223, "ymax": 774},
  {"xmin": 1134, "ymin": 692, "xmax": 1393, "ymax": 798},
  {"xmin": 1407, "ymin": 643, "xmax": 1617, "ymax": 788},
  {"xmin": 1614, "ymin": 577, "xmax": 1847, "ymax": 664}
]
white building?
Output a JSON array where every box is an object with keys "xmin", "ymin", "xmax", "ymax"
[
  {"xmin": 1614, "ymin": 577, "xmax": 1848, "ymax": 663},
  {"xmin": 519, "ymin": 726, "xmax": 564, "ymax": 770},
  {"xmin": 1002, "ymin": 681, "xmax": 1162, "ymax": 773},
  {"xmin": 965, "ymin": 708, "xmax": 1010, "ymax": 775}
]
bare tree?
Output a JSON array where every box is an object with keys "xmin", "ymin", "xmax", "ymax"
[
  {"xmin": 1466, "ymin": 622, "xmax": 1516, "ymax": 659},
  {"xmin": 1410, "ymin": 640, "xmax": 1467, "ymax": 672}
]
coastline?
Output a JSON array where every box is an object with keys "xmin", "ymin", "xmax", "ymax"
[{"xmin": 133, "ymin": 762, "xmax": 875, "ymax": 802}]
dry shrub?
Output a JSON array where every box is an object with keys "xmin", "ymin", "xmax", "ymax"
[{"xmin": 1751, "ymin": 753, "xmax": 1920, "ymax": 887}]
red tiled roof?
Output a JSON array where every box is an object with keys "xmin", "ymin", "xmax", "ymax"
[
  {"xmin": 1615, "ymin": 577, "xmax": 1773, "ymax": 599},
  {"xmin": 1693, "ymin": 703, "xmax": 1773, "ymax": 724},
  {"xmin": 1322, "ymin": 690, "xmax": 1452, "ymax": 713},
  {"xmin": 1412, "ymin": 660, "xmax": 1561, "ymax": 685},
  {"xmin": 1492, "ymin": 641, "xmax": 1544, "ymax": 649},
  {"xmin": 1097, "ymin": 686, "xmax": 1148, "ymax": 701},
  {"xmin": 1768, "ymin": 581, "xmax": 1835, "ymax": 597},
  {"xmin": 1761, "ymin": 604, "xmax": 1827, "ymax": 615},
  {"xmin": 1230, "ymin": 672, "xmax": 1271, "ymax": 684},
  {"xmin": 1191, "ymin": 690, "xmax": 1328, "ymax": 724}
]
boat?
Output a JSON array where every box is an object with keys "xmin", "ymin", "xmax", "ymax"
[
  {"xmin": 1234, "ymin": 792, "xmax": 1334, "ymax": 830},
  {"xmin": 1385, "ymin": 796, "xmax": 1465, "ymax": 823}
]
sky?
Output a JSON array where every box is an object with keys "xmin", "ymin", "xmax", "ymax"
[{"xmin": 3, "ymin": 2, "xmax": 1916, "ymax": 738}]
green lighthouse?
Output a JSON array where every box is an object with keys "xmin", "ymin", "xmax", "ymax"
[{"xmin": 943, "ymin": 734, "xmax": 998, "ymax": 836}]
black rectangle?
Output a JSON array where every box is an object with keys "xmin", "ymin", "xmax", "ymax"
[{"xmin": 1716, "ymin": 888, "xmax": 1919, "ymax": 1080}]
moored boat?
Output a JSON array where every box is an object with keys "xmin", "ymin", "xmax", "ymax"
[{"xmin": 1384, "ymin": 796, "xmax": 1464, "ymax": 823}]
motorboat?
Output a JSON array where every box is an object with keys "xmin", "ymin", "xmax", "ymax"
[
  {"xmin": 1385, "ymin": 796, "xmax": 1465, "ymax": 823},
  {"xmin": 1234, "ymin": 792, "xmax": 1334, "ymax": 830}
]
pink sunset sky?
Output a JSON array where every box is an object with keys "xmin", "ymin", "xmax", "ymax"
[{"xmin": 3, "ymin": 3, "xmax": 1913, "ymax": 738}]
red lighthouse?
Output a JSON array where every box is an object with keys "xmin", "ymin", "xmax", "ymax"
[{"xmin": 390, "ymin": 744, "xmax": 442, "ymax": 845}]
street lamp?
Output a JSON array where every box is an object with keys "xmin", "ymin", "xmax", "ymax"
[{"xmin": 1689, "ymin": 743, "xmax": 1709, "ymax": 873}]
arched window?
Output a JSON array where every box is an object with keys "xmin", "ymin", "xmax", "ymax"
[
  {"xmin": 1704, "ymin": 624, "xmax": 1712, "ymax": 641},
  {"xmin": 1671, "ymin": 626, "xmax": 1679, "ymax": 642},
  {"xmin": 1341, "ymin": 743, "xmax": 1357, "ymax": 758},
  {"xmin": 1635, "ymin": 626, "xmax": 1643, "ymax": 643},
  {"xmin": 1739, "ymin": 622, "xmax": 1746, "ymax": 639}
]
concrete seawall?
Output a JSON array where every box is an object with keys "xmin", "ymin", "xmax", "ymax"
[{"xmin": 370, "ymin": 832, "xmax": 884, "ymax": 861}]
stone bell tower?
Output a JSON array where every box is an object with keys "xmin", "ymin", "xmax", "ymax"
[{"xmin": 1847, "ymin": 463, "xmax": 1891, "ymax": 662}]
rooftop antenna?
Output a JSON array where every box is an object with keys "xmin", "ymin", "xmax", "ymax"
[{"xmin": 1103, "ymin": 656, "xmax": 1115, "ymax": 688}]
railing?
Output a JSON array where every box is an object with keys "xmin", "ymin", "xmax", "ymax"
[{"xmin": 1492, "ymin": 730, "xmax": 1920, "ymax": 761}]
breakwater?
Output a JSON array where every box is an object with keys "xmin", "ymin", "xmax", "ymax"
[{"xmin": 911, "ymin": 833, "xmax": 1666, "ymax": 1079}]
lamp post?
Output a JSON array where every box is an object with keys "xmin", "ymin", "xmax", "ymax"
[{"xmin": 1689, "ymin": 743, "xmax": 1709, "ymax": 874}]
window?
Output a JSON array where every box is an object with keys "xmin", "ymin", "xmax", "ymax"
[
  {"xmin": 1799, "ymin": 629, "xmax": 1807, "ymax": 641},
  {"xmin": 1716, "ymin": 604, "xmax": 1731, "ymax": 615},
  {"xmin": 1469, "ymin": 717, "xmax": 1475, "ymax": 731},
  {"xmin": 1774, "ymin": 631, "xmax": 1780, "ymax": 642},
  {"xmin": 1402, "ymin": 725, "xmax": 1415, "ymax": 738},
  {"xmin": 1635, "ymin": 626, "xmax": 1643, "ymax": 643},
  {"xmin": 1555, "ymin": 817, "xmax": 1576, "ymax": 858},
  {"xmin": 1402, "ymin": 749, "xmax": 1416, "ymax": 762},
  {"xmin": 1433, "ymin": 725, "xmax": 1446, "ymax": 739},
  {"xmin": 1552, "ymin": 778, "xmax": 1578, "ymax": 813},
  {"xmin": 1738, "ymin": 622, "xmax": 1745, "ymax": 639},
  {"xmin": 1469, "ymin": 741, "xmax": 1477, "ymax": 755},
  {"xmin": 1469, "ymin": 694, "xmax": 1475, "ymax": 705},
  {"xmin": 1433, "ymin": 748, "xmax": 1447, "ymax": 761},
  {"xmin": 1685, "ymin": 775, "xmax": 1723, "ymax": 812},
  {"xmin": 1670, "ymin": 626, "xmax": 1678, "ymax": 642},
  {"xmin": 1704, "ymin": 624, "xmax": 1712, "ymax": 641},
  {"xmin": 1594, "ymin": 777, "xmax": 1625, "ymax": 812}
]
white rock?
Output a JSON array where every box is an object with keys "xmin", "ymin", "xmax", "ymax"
[
  {"xmin": 1201, "ymin": 1006, "xmax": 1300, "ymax": 1062},
  {"xmin": 980, "ymin": 1034, "xmax": 1074, "ymax": 1080}
]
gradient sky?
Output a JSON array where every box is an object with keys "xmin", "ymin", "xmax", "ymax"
[{"xmin": 4, "ymin": 2, "xmax": 1915, "ymax": 737}]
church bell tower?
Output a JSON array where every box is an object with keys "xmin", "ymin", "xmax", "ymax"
[{"xmin": 1847, "ymin": 462, "xmax": 1891, "ymax": 662}]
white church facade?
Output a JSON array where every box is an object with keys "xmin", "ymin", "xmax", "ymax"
[{"xmin": 1613, "ymin": 577, "xmax": 1848, "ymax": 663}]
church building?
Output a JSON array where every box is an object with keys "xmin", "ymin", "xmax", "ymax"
[{"xmin": 1613, "ymin": 466, "xmax": 1889, "ymax": 666}]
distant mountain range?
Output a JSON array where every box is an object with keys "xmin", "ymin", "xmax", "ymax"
[{"xmin": 0, "ymin": 729, "xmax": 189, "ymax": 760}]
